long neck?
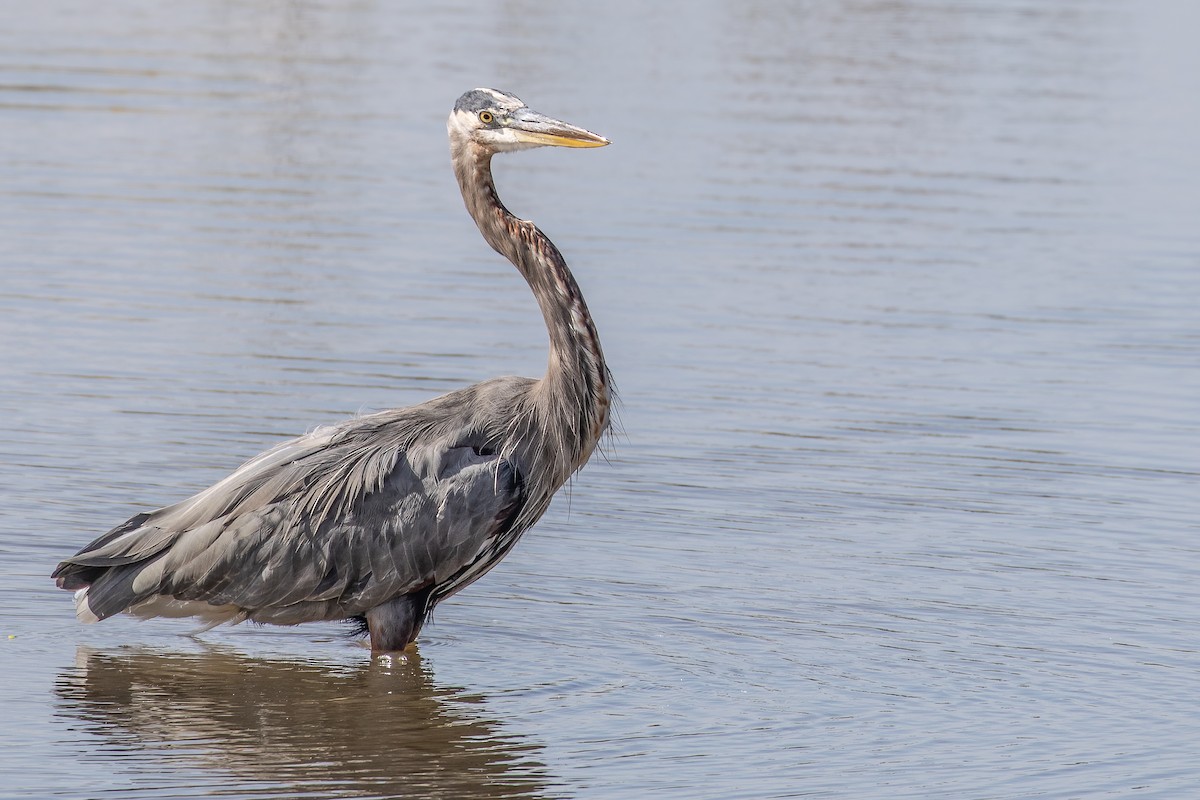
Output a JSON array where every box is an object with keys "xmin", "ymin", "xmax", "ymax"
[{"xmin": 452, "ymin": 141, "xmax": 611, "ymax": 470}]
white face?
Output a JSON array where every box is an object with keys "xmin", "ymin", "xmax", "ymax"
[
  {"xmin": 448, "ymin": 88, "xmax": 537, "ymax": 152},
  {"xmin": 448, "ymin": 108, "xmax": 544, "ymax": 152},
  {"xmin": 447, "ymin": 88, "xmax": 610, "ymax": 154}
]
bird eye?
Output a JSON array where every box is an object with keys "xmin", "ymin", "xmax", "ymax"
[{"xmin": 479, "ymin": 111, "xmax": 494, "ymax": 124}]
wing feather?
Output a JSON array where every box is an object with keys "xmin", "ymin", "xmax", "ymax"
[{"xmin": 54, "ymin": 404, "xmax": 527, "ymax": 625}]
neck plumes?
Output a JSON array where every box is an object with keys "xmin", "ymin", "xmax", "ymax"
[{"xmin": 452, "ymin": 140, "xmax": 611, "ymax": 473}]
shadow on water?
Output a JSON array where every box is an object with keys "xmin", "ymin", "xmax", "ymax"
[{"xmin": 54, "ymin": 645, "xmax": 557, "ymax": 799}]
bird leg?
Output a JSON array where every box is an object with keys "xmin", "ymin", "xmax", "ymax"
[{"xmin": 365, "ymin": 590, "xmax": 431, "ymax": 653}]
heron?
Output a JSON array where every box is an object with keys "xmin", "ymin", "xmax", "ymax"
[{"xmin": 52, "ymin": 88, "xmax": 612, "ymax": 653}]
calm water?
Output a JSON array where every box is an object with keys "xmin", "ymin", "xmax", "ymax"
[{"xmin": 2, "ymin": 2, "xmax": 1199, "ymax": 798}]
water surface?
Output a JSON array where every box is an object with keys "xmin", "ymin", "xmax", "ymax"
[{"xmin": 2, "ymin": 2, "xmax": 1199, "ymax": 798}]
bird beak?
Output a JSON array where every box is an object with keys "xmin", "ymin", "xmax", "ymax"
[{"xmin": 508, "ymin": 108, "xmax": 610, "ymax": 148}]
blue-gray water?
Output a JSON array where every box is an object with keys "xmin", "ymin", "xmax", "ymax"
[{"xmin": 2, "ymin": 2, "xmax": 1198, "ymax": 798}]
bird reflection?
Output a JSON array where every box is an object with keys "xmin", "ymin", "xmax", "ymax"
[{"xmin": 55, "ymin": 646, "xmax": 556, "ymax": 799}]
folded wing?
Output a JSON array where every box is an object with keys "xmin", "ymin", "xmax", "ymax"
[{"xmin": 53, "ymin": 417, "xmax": 524, "ymax": 626}]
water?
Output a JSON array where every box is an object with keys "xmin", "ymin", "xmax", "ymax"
[{"xmin": 2, "ymin": 1, "xmax": 1198, "ymax": 798}]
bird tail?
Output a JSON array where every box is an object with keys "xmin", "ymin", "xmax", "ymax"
[{"xmin": 52, "ymin": 511, "xmax": 181, "ymax": 622}]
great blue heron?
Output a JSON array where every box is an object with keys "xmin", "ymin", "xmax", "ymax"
[{"xmin": 52, "ymin": 88, "xmax": 612, "ymax": 652}]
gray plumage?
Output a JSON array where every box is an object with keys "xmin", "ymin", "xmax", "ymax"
[{"xmin": 53, "ymin": 89, "xmax": 612, "ymax": 652}]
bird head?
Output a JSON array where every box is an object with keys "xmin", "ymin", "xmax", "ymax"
[{"xmin": 448, "ymin": 88, "xmax": 609, "ymax": 154}]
